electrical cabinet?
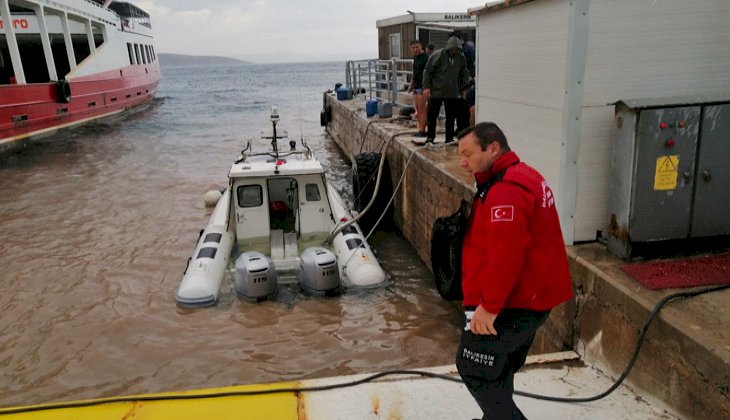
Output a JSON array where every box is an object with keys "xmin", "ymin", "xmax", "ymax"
[{"xmin": 607, "ymin": 97, "xmax": 730, "ymax": 259}]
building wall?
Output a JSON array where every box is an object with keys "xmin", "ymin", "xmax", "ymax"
[
  {"xmin": 574, "ymin": 0, "xmax": 730, "ymax": 240},
  {"xmin": 475, "ymin": 0, "xmax": 572, "ymax": 240},
  {"xmin": 583, "ymin": 0, "xmax": 730, "ymax": 106},
  {"xmin": 475, "ymin": 0, "xmax": 730, "ymax": 243},
  {"xmin": 378, "ymin": 23, "xmax": 416, "ymax": 60}
]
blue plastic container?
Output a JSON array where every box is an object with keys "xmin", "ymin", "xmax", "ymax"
[
  {"xmin": 366, "ymin": 99, "xmax": 378, "ymax": 117},
  {"xmin": 336, "ymin": 86, "xmax": 353, "ymax": 100}
]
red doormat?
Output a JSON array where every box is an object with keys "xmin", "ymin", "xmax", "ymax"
[{"xmin": 621, "ymin": 253, "xmax": 730, "ymax": 290}]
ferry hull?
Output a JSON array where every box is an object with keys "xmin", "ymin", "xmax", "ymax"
[{"xmin": 0, "ymin": 65, "xmax": 160, "ymax": 153}]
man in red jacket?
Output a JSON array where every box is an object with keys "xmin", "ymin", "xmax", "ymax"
[{"xmin": 455, "ymin": 122, "xmax": 573, "ymax": 420}]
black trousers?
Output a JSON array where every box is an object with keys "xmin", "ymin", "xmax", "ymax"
[
  {"xmin": 456, "ymin": 309, "xmax": 550, "ymax": 420},
  {"xmin": 427, "ymin": 97, "xmax": 470, "ymax": 142}
]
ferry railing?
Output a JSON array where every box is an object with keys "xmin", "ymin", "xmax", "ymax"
[{"xmin": 345, "ymin": 59, "xmax": 415, "ymax": 108}]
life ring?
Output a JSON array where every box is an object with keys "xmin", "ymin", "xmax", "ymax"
[
  {"xmin": 352, "ymin": 152, "xmax": 393, "ymax": 233},
  {"xmin": 430, "ymin": 201, "xmax": 469, "ymax": 301},
  {"xmin": 56, "ymin": 80, "xmax": 72, "ymax": 104}
]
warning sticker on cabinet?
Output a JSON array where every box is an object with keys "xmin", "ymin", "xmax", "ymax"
[{"xmin": 654, "ymin": 155, "xmax": 679, "ymax": 191}]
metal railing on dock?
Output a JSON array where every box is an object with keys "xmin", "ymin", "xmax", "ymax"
[{"xmin": 345, "ymin": 59, "xmax": 414, "ymax": 107}]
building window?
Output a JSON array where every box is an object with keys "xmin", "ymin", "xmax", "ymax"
[{"xmin": 389, "ymin": 33, "xmax": 401, "ymax": 58}]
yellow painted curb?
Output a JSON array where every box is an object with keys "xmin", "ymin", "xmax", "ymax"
[{"xmin": 0, "ymin": 381, "xmax": 303, "ymax": 420}]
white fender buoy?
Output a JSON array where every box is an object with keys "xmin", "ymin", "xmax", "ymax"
[{"xmin": 204, "ymin": 189, "xmax": 223, "ymax": 207}]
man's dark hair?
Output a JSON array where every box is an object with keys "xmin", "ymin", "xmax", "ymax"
[
  {"xmin": 409, "ymin": 39, "xmax": 423, "ymax": 47},
  {"xmin": 457, "ymin": 122, "xmax": 511, "ymax": 152},
  {"xmin": 426, "ymin": 43, "xmax": 435, "ymax": 52},
  {"xmin": 449, "ymin": 30, "xmax": 464, "ymax": 40}
]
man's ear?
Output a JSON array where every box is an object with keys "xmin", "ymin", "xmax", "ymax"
[{"xmin": 488, "ymin": 141, "xmax": 500, "ymax": 157}]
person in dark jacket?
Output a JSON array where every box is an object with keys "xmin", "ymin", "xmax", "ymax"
[
  {"xmin": 449, "ymin": 31, "xmax": 475, "ymax": 79},
  {"xmin": 408, "ymin": 40, "xmax": 429, "ymax": 137},
  {"xmin": 455, "ymin": 122, "xmax": 573, "ymax": 420},
  {"xmin": 422, "ymin": 36, "xmax": 470, "ymax": 143}
]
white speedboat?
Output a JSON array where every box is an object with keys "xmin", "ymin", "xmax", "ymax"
[{"xmin": 176, "ymin": 107, "xmax": 387, "ymax": 307}]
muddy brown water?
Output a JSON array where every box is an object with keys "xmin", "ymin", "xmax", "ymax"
[{"xmin": 0, "ymin": 80, "xmax": 462, "ymax": 406}]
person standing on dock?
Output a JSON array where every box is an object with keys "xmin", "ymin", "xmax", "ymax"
[
  {"xmin": 422, "ymin": 36, "xmax": 470, "ymax": 144},
  {"xmin": 455, "ymin": 122, "xmax": 573, "ymax": 420},
  {"xmin": 408, "ymin": 40, "xmax": 429, "ymax": 138}
]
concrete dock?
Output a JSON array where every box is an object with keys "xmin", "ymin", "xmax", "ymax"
[
  {"xmin": 0, "ymin": 352, "xmax": 680, "ymax": 419},
  {"xmin": 323, "ymin": 93, "xmax": 730, "ymax": 420}
]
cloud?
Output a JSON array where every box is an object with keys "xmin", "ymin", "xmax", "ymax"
[{"xmin": 130, "ymin": 0, "xmax": 480, "ymax": 63}]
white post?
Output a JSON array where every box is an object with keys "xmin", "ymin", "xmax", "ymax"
[
  {"xmin": 61, "ymin": 12, "xmax": 76, "ymax": 71},
  {"xmin": 31, "ymin": 4, "xmax": 58, "ymax": 81},
  {"xmin": 86, "ymin": 19, "xmax": 96, "ymax": 53},
  {"xmin": 0, "ymin": 0, "xmax": 26, "ymax": 83}
]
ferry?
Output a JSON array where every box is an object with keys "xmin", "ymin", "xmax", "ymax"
[
  {"xmin": 0, "ymin": 0, "xmax": 160, "ymax": 153},
  {"xmin": 176, "ymin": 107, "xmax": 387, "ymax": 307}
]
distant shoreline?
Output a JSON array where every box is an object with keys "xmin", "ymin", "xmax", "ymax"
[{"xmin": 158, "ymin": 53, "xmax": 252, "ymax": 68}]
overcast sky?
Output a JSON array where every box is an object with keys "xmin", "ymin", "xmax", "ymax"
[{"xmin": 133, "ymin": 0, "xmax": 483, "ymax": 63}]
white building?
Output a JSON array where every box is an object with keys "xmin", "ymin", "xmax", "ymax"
[{"xmin": 468, "ymin": 0, "xmax": 730, "ymax": 244}]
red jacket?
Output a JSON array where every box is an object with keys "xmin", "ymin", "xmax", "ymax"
[{"xmin": 461, "ymin": 151, "xmax": 573, "ymax": 313}]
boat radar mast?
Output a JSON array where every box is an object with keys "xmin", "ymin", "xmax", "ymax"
[{"xmin": 261, "ymin": 106, "xmax": 297, "ymax": 159}]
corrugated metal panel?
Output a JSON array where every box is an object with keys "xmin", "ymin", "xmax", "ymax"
[
  {"xmin": 583, "ymin": 0, "xmax": 730, "ymax": 106},
  {"xmin": 573, "ymin": 105, "xmax": 615, "ymax": 241},
  {"xmin": 476, "ymin": 0, "xmax": 571, "ymax": 241},
  {"xmin": 469, "ymin": 0, "xmax": 538, "ymax": 16},
  {"xmin": 476, "ymin": 97, "xmax": 567, "ymax": 235},
  {"xmin": 476, "ymin": 0, "xmax": 569, "ymax": 110}
]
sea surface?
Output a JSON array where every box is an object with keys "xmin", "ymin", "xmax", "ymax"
[{"xmin": 0, "ymin": 62, "xmax": 462, "ymax": 406}]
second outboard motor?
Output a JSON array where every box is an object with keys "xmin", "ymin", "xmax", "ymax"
[
  {"xmin": 299, "ymin": 247, "xmax": 341, "ymax": 296},
  {"xmin": 235, "ymin": 251, "xmax": 277, "ymax": 302}
]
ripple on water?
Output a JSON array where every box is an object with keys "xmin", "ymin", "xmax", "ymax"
[{"xmin": 0, "ymin": 63, "xmax": 463, "ymax": 406}]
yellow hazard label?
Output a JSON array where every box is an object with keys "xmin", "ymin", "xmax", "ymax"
[{"xmin": 654, "ymin": 155, "xmax": 679, "ymax": 191}]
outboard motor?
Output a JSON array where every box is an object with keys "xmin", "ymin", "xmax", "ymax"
[
  {"xmin": 235, "ymin": 251, "xmax": 278, "ymax": 302},
  {"xmin": 299, "ymin": 247, "xmax": 341, "ymax": 296}
]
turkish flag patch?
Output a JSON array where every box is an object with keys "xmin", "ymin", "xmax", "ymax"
[{"xmin": 490, "ymin": 205, "xmax": 514, "ymax": 222}]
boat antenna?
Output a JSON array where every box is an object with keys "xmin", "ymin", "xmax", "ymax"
[
  {"xmin": 270, "ymin": 106, "xmax": 280, "ymax": 160},
  {"xmin": 296, "ymin": 87, "xmax": 307, "ymax": 149}
]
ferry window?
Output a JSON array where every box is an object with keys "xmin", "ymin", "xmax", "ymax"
[
  {"xmin": 92, "ymin": 23, "xmax": 104, "ymax": 48},
  {"xmin": 127, "ymin": 43, "xmax": 134, "ymax": 65},
  {"xmin": 140, "ymin": 45, "xmax": 147, "ymax": 64},
  {"xmin": 389, "ymin": 34, "xmax": 401, "ymax": 58},
  {"xmin": 134, "ymin": 44, "xmax": 140, "ymax": 64},
  {"xmin": 305, "ymin": 184, "xmax": 321, "ymax": 201},
  {"xmin": 72, "ymin": 34, "xmax": 92, "ymax": 64},
  {"xmin": 145, "ymin": 45, "xmax": 151, "ymax": 63},
  {"xmin": 237, "ymin": 185, "xmax": 263, "ymax": 208}
]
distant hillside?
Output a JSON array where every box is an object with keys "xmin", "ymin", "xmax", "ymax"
[{"xmin": 158, "ymin": 53, "xmax": 251, "ymax": 67}]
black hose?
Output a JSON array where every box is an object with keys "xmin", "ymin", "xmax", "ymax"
[
  {"xmin": 515, "ymin": 283, "xmax": 729, "ymax": 402},
  {"xmin": 2, "ymin": 282, "xmax": 726, "ymax": 415}
]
